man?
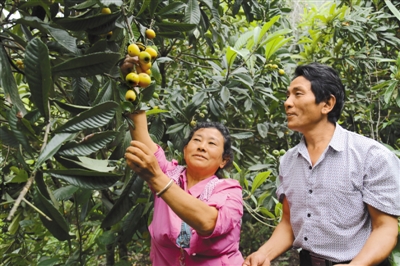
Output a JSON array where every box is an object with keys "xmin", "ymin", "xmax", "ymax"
[{"xmin": 243, "ymin": 63, "xmax": 400, "ymax": 266}]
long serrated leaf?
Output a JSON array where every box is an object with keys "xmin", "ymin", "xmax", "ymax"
[
  {"xmin": 53, "ymin": 185, "xmax": 79, "ymax": 201},
  {"xmin": 41, "ymin": 24, "xmax": 78, "ymax": 54},
  {"xmin": 7, "ymin": 106, "xmax": 33, "ymax": 154},
  {"xmin": 52, "ymin": 52, "xmax": 121, "ymax": 77},
  {"xmin": 101, "ymin": 174, "xmax": 144, "ymax": 228},
  {"xmin": 58, "ymin": 131, "xmax": 117, "ymax": 157},
  {"xmin": 54, "ymin": 12, "xmax": 120, "ymax": 31},
  {"xmin": 55, "ymin": 101, "xmax": 119, "ymax": 133},
  {"xmin": 384, "ymin": 81, "xmax": 397, "ymax": 104},
  {"xmin": 25, "ymin": 38, "xmax": 52, "ymax": 120},
  {"xmin": 35, "ymin": 133, "xmax": 76, "ymax": 169},
  {"xmin": 0, "ymin": 44, "xmax": 27, "ymax": 115},
  {"xmin": 185, "ymin": 0, "xmax": 201, "ymax": 25},
  {"xmin": 120, "ymin": 204, "xmax": 145, "ymax": 244},
  {"xmin": 47, "ymin": 169, "xmax": 122, "ymax": 190},
  {"xmin": 166, "ymin": 123, "xmax": 186, "ymax": 134},
  {"xmin": 52, "ymin": 99, "xmax": 91, "ymax": 114},
  {"xmin": 33, "ymin": 187, "xmax": 71, "ymax": 241},
  {"xmin": 157, "ymin": 2, "xmax": 186, "ymax": 16},
  {"xmin": 155, "ymin": 22, "xmax": 197, "ymax": 32},
  {"xmin": 231, "ymin": 132, "xmax": 253, "ymax": 139}
]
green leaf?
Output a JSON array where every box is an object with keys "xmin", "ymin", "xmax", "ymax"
[
  {"xmin": 54, "ymin": 101, "xmax": 119, "ymax": 133},
  {"xmin": 41, "ymin": 24, "xmax": 78, "ymax": 54},
  {"xmin": 7, "ymin": 106, "xmax": 33, "ymax": 154},
  {"xmin": 251, "ymin": 170, "xmax": 271, "ymax": 194},
  {"xmin": 8, "ymin": 212, "xmax": 22, "ymax": 235},
  {"xmin": 231, "ymin": 132, "xmax": 254, "ymax": 139},
  {"xmin": 259, "ymin": 206, "xmax": 276, "ymax": 219},
  {"xmin": 384, "ymin": 0, "xmax": 400, "ymax": 21},
  {"xmin": 46, "ymin": 169, "xmax": 122, "ymax": 190},
  {"xmin": 25, "ymin": 38, "xmax": 52, "ymax": 120},
  {"xmin": 54, "ymin": 11, "xmax": 121, "ymax": 32},
  {"xmin": 166, "ymin": 123, "xmax": 186, "ymax": 134},
  {"xmin": 185, "ymin": 0, "xmax": 201, "ymax": 25},
  {"xmin": 37, "ymin": 258, "xmax": 61, "ymax": 266},
  {"xmin": 157, "ymin": 2, "xmax": 186, "ymax": 16},
  {"xmin": 257, "ymin": 123, "xmax": 269, "ymax": 138},
  {"xmin": 119, "ymin": 204, "xmax": 145, "ymax": 244},
  {"xmin": 383, "ymin": 81, "xmax": 397, "ymax": 104},
  {"xmin": 53, "ymin": 185, "xmax": 79, "ymax": 201},
  {"xmin": 52, "ymin": 100, "xmax": 91, "ymax": 114},
  {"xmin": 257, "ymin": 15, "xmax": 281, "ymax": 45},
  {"xmin": 226, "ymin": 46, "xmax": 238, "ymax": 70},
  {"xmin": 35, "ymin": 133, "xmax": 76, "ymax": 169},
  {"xmin": 75, "ymin": 157, "xmax": 116, "ymax": 172},
  {"xmin": 220, "ymin": 86, "xmax": 230, "ymax": 104},
  {"xmin": 99, "ymin": 0, "xmax": 123, "ymax": 6},
  {"xmin": 140, "ymin": 82, "xmax": 156, "ymax": 102},
  {"xmin": 58, "ymin": 131, "xmax": 117, "ymax": 157},
  {"xmin": 265, "ymin": 35, "xmax": 293, "ymax": 60},
  {"xmin": 0, "ymin": 44, "xmax": 26, "ymax": 115},
  {"xmin": 101, "ymin": 174, "xmax": 144, "ymax": 228},
  {"xmin": 52, "ymin": 52, "xmax": 121, "ymax": 77},
  {"xmin": 33, "ymin": 187, "xmax": 71, "ymax": 241},
  {"xmin": 155, "ymin": 22, "xmax": 197, "ymax": 32}
]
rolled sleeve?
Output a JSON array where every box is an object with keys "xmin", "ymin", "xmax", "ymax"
[
  {"xmin": 154, "ymin": 145, "xmax": 179, "ymax": 173},
  {"xmin": 363, "ymin": 146, "xmax": 400, "ymax": 216}
]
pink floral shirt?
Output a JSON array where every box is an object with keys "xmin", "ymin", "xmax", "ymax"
[{"xmin": 149, "ymin": 146, "xmax": 244, "ymax": 266}]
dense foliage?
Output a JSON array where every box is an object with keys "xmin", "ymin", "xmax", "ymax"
[{"xmin": 1, "ymin": 0, "xmax": 399, "ymax": 265}]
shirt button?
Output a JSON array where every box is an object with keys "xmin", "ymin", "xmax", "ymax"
[
  {"xmin": 309, "ymin": 166, "xmax": 312, "ymax": 170},
  {"xmin": 307, "ymin": 213, "xmax": 311, "ymax": 217},
  {"xmin": 304, "ymin": 237, "xmax": 308, "ymax": 241},
  {"xmin": 192, "ymin": 253, "xmax": 196, "ymax": 256},
  {"xmin": 309, "ymin": 189, "xmax": 313, "ymax": 194}
]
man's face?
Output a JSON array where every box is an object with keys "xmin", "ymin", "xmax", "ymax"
[{"xmin": 284, "ymin": 76, "xmax": 327, "ymax": 133}]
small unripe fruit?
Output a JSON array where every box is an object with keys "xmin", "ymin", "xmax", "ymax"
[
  {"xmin": 279, "ymin": 149, "xmax": 286, "ymax": 155},
  {"xmin": 190, "ymin": 120, "xmax": 197, "ymax": 127},
  {"xmin": 128, "ymin": 43, "xmax": 141, "ymax": 57},
  {"xmin": 199, "ymin": 113, "xmax": 205, "ymax": 118},
  {"xmin": 272, "ymin": 64, "xmax": 278, "ymax": 69},
  {"xmin": 125, "ymin": 90, "xmax": 137, "ymax": 102},
  {"xmin": 278, "ymin": 69, "xmax": 285, "ymax": 75},
  {"xmin": 272, "ymin": 150, "xmax": 280, "ymax": 156},
  {"xmin": 139, "ymin": 51, "xmax": 151, "ymax": 64},
  {"xmin": 101, "ymin": 7, "xmax": 111, "ymax": 14},
  {"xmin": 145, "ymin": 47, "xmax": 158, "ymax": 59},
  {"xmin": 152, "ymin": 92, "xmax": 159, "ymax": 99},
  {"xmin": 126, "ymin": 72, "xmax": 140, "ymax": 87},
  {"xmin": 138, "ymin": 73, "xmax": 151, "ymax": 88},
  {"xmin": 145, "ymin": 29, "xmax": 156, "ymax": 39}
]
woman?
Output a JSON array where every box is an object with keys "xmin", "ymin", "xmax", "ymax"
[{"xmin": 125, "ymin": 111, "xmax": 244, "ymax": 265}]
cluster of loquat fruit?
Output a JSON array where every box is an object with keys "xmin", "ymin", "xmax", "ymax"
[{"xmin": 122, "ymin": 29, "xmax": 157, "ymax": 103}]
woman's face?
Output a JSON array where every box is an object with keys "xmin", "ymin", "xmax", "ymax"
[{"xmin": 183, "ymin": 128, "xmax": 227, "ymax": 178}]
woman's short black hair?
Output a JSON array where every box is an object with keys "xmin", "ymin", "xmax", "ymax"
[
  {"xmin": 293, "ymin": 62, "xmax": 346, "ymax": 124},
  {"xmin": 183, "ymin": 122, "xmax": 234, "ymax": 178}
]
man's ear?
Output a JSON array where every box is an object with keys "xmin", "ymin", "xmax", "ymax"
[{"xmin": 322, "ymin": 94, "xmax": 336, "ymax": 115}]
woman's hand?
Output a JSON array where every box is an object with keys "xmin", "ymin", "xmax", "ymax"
[
  {"xmin": 125, "ymin": 140, "xmax": 163, "ymax": 183},
  {"xmin": 242, "ymin": 252, "xmax": 271, "ymax": 266},
  {"xmin": 120, "ymin": 54, "xmax": 139, "ymax": 77}
]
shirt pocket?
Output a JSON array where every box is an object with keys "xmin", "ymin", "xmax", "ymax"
[{"xmin": 327, "ymin": 188, "xmax": 365, "ymax": 229}]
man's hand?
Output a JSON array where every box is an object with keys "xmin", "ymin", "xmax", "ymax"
[{"xmin": 242, "ymin": 252, "xmax": 271, "ymax": 266}]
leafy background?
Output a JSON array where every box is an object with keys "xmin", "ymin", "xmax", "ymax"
[{"xmin": 1, "ymin": 0, "xmax": 400, "ymax": 265}]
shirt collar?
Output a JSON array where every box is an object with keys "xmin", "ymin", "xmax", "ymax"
[
  {"xmin": 296, "ymin": 123, "xmax": 345, "ymax": 156},
  {"xmin": 179, "ymin": 171, "xmax": 218, "ymax": 198}
]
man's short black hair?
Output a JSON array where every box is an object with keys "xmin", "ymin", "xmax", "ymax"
[{"xmin": 293, "ymin": 63, "xmax": 346, "ymax": 124}]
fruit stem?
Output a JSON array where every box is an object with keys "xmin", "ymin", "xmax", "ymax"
[{"xmin": 122, "ymin": 7, "xmax": 135, "ymax": 43}]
